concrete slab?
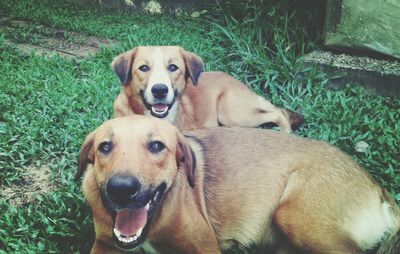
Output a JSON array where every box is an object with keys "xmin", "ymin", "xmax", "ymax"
[{"xmin": 304, "ymin": 50, "xmax": 400, "ymax": 97}]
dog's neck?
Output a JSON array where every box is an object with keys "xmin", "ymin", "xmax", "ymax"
[
  {"xmin": 166, "ymin": 102, "xmax": 179, "ymax": 124},
  {"xmin": 151, "ymin": 137, "xmax": 210, "ymax": 227},
  {"xmin": 123, "ymin": 86, "xmax": 145, "ymax": 115},
  {"xmin": 147, "ymin": 137, "xmax": 218, "ymax": 252}
]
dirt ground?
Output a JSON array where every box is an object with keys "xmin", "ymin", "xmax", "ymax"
[
  {"xmin": 1, "ymin": 165, "xmax": 56, "ymax": 206},
  {"xmin": 1, "ymin": 18, "xmax": 119, "ymax": 58}
]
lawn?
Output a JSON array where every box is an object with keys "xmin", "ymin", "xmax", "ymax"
[{"xmin": 0, "ymin": 0, "xmax": 399, "ymax": 253}]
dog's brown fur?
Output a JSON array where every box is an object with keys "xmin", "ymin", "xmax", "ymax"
[
  {"xmin": 112, "ymin": 46, "xmax": 303, "ymax": 132},
  {"xmin": 77, "ymin": 115, "xmax": 400, "ymax": 254}
]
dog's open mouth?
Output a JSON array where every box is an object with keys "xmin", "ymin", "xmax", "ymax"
[
  {"xmin": 139, "ymin": 90, "xmax": 177, "ymax": 119},
  {"xmin": 151, "ymin": 104, "xmax": 169, "ymax": 118},
  {"xmin": 111, "ymin": 184, "xmax": 166, "ymax": 250}
]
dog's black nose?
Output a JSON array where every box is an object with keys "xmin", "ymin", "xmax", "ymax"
[
  {"xmin": 151, "ymin": 84, "xmax": 168, "ymax": 99},
  {"xmin": 107, "ymin": 174, "xmax": 141, "ymax": 205}
]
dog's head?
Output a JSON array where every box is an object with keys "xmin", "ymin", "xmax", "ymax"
[
  {"xmin": 76, "ymin": 115, "xmax": 195, "ymax": 251},
  {"xmin": 112, "ymin": 46, "xmax": 204, "ymax": 120}
]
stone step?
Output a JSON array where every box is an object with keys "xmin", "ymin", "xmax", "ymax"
[{"xmin": 304, "ymin": 50, "xmax": 400, "ymax": 97}]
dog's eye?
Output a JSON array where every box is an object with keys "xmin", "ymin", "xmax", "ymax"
[
  {"xmin": 167, "ymin": 64, "xmax": 178, "ymax": 72},
  {"xmin": 148, "ymin": 141, "xmax": 165, "ymax": 153},
  {"xmin": 99, "ymin": 141, "xmax": 113, "ymax": 154},
  {"xmin": 138, "ymin": 65, "xmax": 150, "ymax": 72}
]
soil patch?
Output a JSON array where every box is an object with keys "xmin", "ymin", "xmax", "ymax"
[
  {"xmin": 1, "ymin": 165, "xmax": 57, "ymax": 206},
  {"xmin": 0, "ymin": 18, "xmax": 120, "ymax": 58}
]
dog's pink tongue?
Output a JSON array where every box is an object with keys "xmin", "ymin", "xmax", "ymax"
[
  {"xmin": 115, "ymin": 208, "xmax": 147, "ymax": 236},
  {"xmin": 153, "ymin": 104, "xmax": 167, "ymax": 112}
]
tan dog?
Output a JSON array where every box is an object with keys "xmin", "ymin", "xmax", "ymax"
[
  {"xmin": 111, "ymin": 46, "xmax": 303, "ymax": 132},
  {"xmin": 77, "ymin": 115, "xmax": 400, "ymax": 254}
]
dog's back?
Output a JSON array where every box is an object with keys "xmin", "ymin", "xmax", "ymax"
[
  {"xmin": 180, "ymin": 72, "xmax": 303, "ymax": 131},
  {"xmin": 79, "ymin": 116, "xmax": 399, "ymax": 254},
  {"xmin": 187, "ymin": 127, "xmax": 400, "ymax": 253}
]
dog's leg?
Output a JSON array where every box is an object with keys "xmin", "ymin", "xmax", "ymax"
[
  {"xmin": 90, "ymin": 239, "xmax": 120, "ymax": 254},
  {"xmin": 272, "ymin": 246, "xmax": 304, "ymax": 254},
  {"xmin": 151, "ymin": 220, "xmax": 222, "ymax": 254},
  {"xmin": 217, "ymin": 94, "xmax": 297, "ymax": 133},
  {"xmin": 266, "ymin": 231, "xmax": 306, "ymax": 254},
  {"xmin": 273, "ymin": 200, "xmax": 363, "ymax": 254}
]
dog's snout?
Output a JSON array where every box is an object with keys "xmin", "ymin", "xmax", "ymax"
[
  {"xmin": 151, "ymin": 84, "xmax": 169, "ymax": 99},
  {"xmin": 107, "ymin": 174, "xmax": 141, "ymax": 205}
]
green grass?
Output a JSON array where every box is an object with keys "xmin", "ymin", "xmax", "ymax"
[{"xmin": 0, "ymin": 0, "xmax": 399, "ymax": 253}]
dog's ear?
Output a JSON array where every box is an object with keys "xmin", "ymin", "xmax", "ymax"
[
  {"xmin": 182, "ymin": 50, "xmax": 204, "ymax": 85},
  {"xmin": 76, "ymin": 131, "xmax": 95, "ymax": 181},
  {"xmin": 176, "ymin": 132, "xmax": 196, "ymax": 188},
  {"xmin": 111, "ymin": 48, "xmax": 138, "ymax": 86}
]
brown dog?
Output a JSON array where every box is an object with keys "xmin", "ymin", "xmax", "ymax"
[
  {"xmin": 111, "ymin": 46, "xmax": 303, "ymax": 132},
  {"xmin": 77, "ymin": 115, "xmax": 400, "ymax": 254}
]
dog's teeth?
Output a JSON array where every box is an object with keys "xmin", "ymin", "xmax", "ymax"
[
  {"xmin": 117, "ymin": 235, "xmax": 134, "ymax": 244},
  {"xmin": 114, "ymin": 229, "xmax": 137, "ymax": 244},
  {"xmin": 145, "ymin": 203, "xmax": 150, "ymax": 210},
  {"xmin": 117, "ymin": 235, "xmax": 124, "ymax": 242},
  {"xmin": 154, "ymin": 191, "xmax": 159, "ymax": 201},
  {"xmin": 113, "ymin": 228, "xmax": 122, "ymax": 238},
  {"xmin": 151, "ymin": 106, "xmax": 168, "ymax": 115},
  {"xmin": 136, "ymin": 227, "xmax": 143, "ymax": 237}
]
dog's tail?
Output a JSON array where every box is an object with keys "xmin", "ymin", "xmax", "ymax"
[
  {"xmin": 376, "ymin": 196, "xmax": 400, "ymax": 254},
  {"xmin": 376, "ymin": 228, "xmax": 400, "ymax": 254},
  {"xmin": 284, "ymin": 110, "xmax": 304, "ymax": 131}
]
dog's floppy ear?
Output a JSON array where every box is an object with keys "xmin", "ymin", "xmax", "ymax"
[
  {"xmin": 111, "ymin": 48, "xmax": 138, "ymax": 86},
  {"xmin": 76, "ymin": 131, "xmax": 95, "ymax": 181},
  {"xmin": 176, "ymin": 131, "xmax": 196, "ymax": 188},
  {"xmin": 182, "ymin": 50, "xmax": 204, "ymax": 85}
]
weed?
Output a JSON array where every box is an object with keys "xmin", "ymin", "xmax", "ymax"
[{"xmin": 0, "ymin": 0, "xmax": 398, "ymax": 253}]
